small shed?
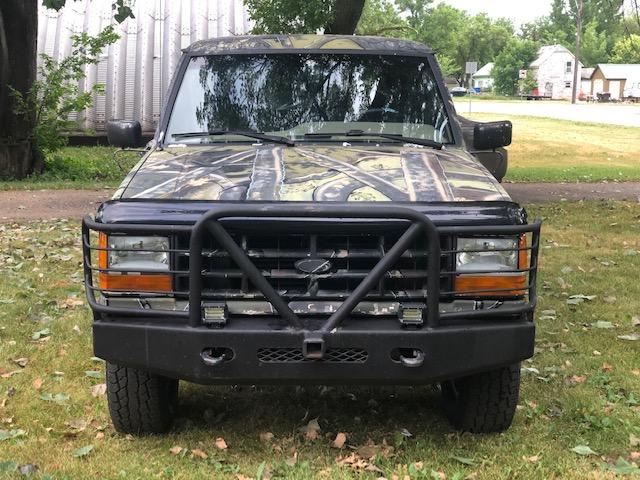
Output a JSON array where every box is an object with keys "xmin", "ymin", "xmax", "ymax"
[
  {"xmin": 529, "ymin": 44, "xmax": 582, "ymax": 100},
  {"xmin": 580, "ymin": 67, "xmax": 594, "ymax": 97},
  {"xmin": 471, "ymin": 62, "xmax": 494, "ymax": 91},
  {"xmin": 590, "ymin": 64, "xmax": 640, "ymax": 100}
]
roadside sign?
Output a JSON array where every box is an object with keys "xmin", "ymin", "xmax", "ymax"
[
  {"xmin": 465, "ymin": 62, "xmax": 478, "ymax": 75},
  {"xmin": 519, "ymin": 69, "xmax": 527, "ymax": 79}
]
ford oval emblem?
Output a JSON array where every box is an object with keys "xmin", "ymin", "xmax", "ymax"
[{"xmin": 295, "ymin": 258, "xmax": 332, "ymax": 274}]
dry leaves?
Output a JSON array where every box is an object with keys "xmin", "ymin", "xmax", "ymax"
[
  {"xmin": 336, "ymin": 452, "xmax": 383, "ymax": 473},
  {"xmin": 169, "ymin": 445, "xmax": 184, "ymax": 455},
  {"xmin": 259, "ymin": 432, "xmax": 274, "ymax": 443},
  {"xmin": 57, "ymin": 296, "xmax": 84, "ymax": 309},
  {"xmin": 12, "ymin": 358, "xmax": 28, "ymax": 368},
  {"xmin": 566, "ymin": 375, "xmax": 587, "ymax": 385},
  {"xmin": 215, "ymin": 437, "xmax": 228, "ymax": 450},
  {"xmin": 190, "ymin": 448, "xmax": 208, "ymax": 459},
  {"xmin": 523, "ymin": 455, "xmax": 540, "ymax": 463},
  {"xmin": 301, "ymin": 418, "xmax": 321, "ymax": 441},
  {"xmin": 602, "ymin": 362, "xmax": 614, "ymax": 372},
  {"xmin": 32, "ymin": 378, "xmax": 43, "ymax": 390},
  {"xmin": 91, "ymin": 384, "xmax": 106, "ymax": 397},
  {"xmin": 331, "ymin": 432, "xmax": 347, "ymax": 449}
]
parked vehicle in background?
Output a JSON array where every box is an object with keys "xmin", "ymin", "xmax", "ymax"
[{"xmin": 82, "ymin": 35, "xmax": 540, "ymax": 435}]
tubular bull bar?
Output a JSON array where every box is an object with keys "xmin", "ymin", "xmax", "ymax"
[{"xmin": 82, "ymin": 203, "xmax": 541, "ymax": 362}]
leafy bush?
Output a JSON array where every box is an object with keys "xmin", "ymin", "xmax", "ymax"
[
  {"xmin": 10, "ymin": 27, "xmax": 119, "ymax": 157},
  {"xmin": 37, "ymin": 147, "xmax": 138, "ymax": 182}
]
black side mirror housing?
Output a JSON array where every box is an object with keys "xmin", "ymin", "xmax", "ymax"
[
  {"xmin": 106, "ymin": 120, "xmax": 143, "ymax": 148},
  {"xmin": 473, "ymin": 120, "xmax": 512, "ymax": 150}
]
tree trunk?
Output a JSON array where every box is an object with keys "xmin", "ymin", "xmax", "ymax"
[
  {"xmin": 0, "ymin": 0, "xmax": 40, "ymax": 179},
  {"xmin": 325, "ymin": 0, "xmax": 366, "ymax": 35}
]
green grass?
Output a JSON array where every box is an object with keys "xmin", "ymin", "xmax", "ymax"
[
  {"xmin": 467, "ymin": 113, "xmax": 640, "ymax": 183},
  {"xmin": 1, "ymin": 201, "xmax": 640, "ymax": 478},
  {"xmin": 0, "ymin": 147, "xmax": 138, "ymax": 191}
]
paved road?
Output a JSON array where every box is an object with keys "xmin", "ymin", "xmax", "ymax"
[
  {"xmin": 1, "ymin": 184, "xmax": 638, "ymax": 222},
  {"xmin": 454, "ymin": 100, "xmax": 640, "ymax": 127}
]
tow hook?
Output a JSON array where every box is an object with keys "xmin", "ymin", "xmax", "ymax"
[{"xmin": 399, "ymin": 349, "xmax": 425, "ymax": 368}]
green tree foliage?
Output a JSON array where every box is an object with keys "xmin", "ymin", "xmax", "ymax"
[
  {"xmin": 356, "ymin": 0, "xmax": 408, "ymax": 36},
  {"xmin": 610, "ymin": 34, "xmax": 640, "ymax": 63},
  {"xmin": 245, "ymin": 0, "xmax": 334, "ymax": 34},
  {"xmin": 10, "ymin": 27, "xmax": 119, "ymax": 156},
  {"xmin": 42, "ymin": 0, "xmax": 134, "ymax": 22},
  {"xmin": 491, "ymin": 39, "xmax": 539, "ymax": 96},
  {"xmin": 581, "ymin": 21, "xmax": 608, "ymax": 65}
]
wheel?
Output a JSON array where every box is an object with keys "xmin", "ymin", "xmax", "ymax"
[
  {"xmin": 106, "ymin": 363, "xmax": 179, "ymax": 434},
  {"xmin": 440, "ymin": 363, "xmax": 520, "ymax": 433}
]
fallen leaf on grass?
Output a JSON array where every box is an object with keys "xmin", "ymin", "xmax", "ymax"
[
  {"xmin": 632, "ymin": 316, "xmax": 640, "ymax": 327},
  {"xmin": 91, "ymin": 384, "xmax": 106, "ymax": 397},
  {"xmin": 0, "ymin": 429, "xmax": 26, "ymax": 441},
  {"xmin": 215, "ymin": 437, "xmax": 228, "ymax": 450},
  {"xmin": 31, "ymin": 329, "xmax": 50, "ymax": 341},
  {"xmin": 336, "ymin": 452, "xmax": 383, "ymax": 473},
  {"xmin": 0, "ymin": 370, "xmax": 21, "ymax": 379},
  {"xmin": 67, "ymin": 419, "xmax": 87, "ymax": 431},
  {"xmin": 571, "ymin": 445, "xmax": 597, "ymax": 456},
  {"xmin": 331, "ymin": 432, "xmax": 347, "ymax": 449},
  {"xmin": 32, "ymin": 378, "xmax": 43, "ymax": 390},
  {"xmin": 602, "ymin": 457, "xmax": 640, "ymax": 474},
  {"xmin": 592, "ymin": 321, "xmax": 614, "ymax": 329},
  {"xmin": 191, "ymin": 448, "xmax": 208, "ymax": 459},
  {"xmin": 602, "ymin": 363, "xmax": 613, "ymax": 372},
  {"xmin": 57, "ymin": 296, "xmax": 84, "ymax": 309},
  {"xmin": 603, "ymin": 296, "xmax": 617, "ymax": 304},
  {"xmin": 566, "ymin": 375, "xmax": 587, "ymax": 385},
  {"xmin": 12, "ymin": 358, "xmax": 28, "ymax": 368},
  {"xmin": 451, "ymin": 455, "xmax": 475, "ymax": 465},
  {"xmin": 522, "ymin": 455, "xmax": 540, "ymax": 463},
  {"xmin": 301, "ymin": 418, "xmax": 321, "ymax": 441},
  {"xmin": 169, "ymin": 445, "xmax": 184, "ymax": 455},
  {"xmin": 72, "ymin": 445, "xmax": 93, "ymax": 458},
  {"xmin": 259, "ymin": 432, "xmax": 274, "ymax": 443},
  {"xmin": 618, "ymin": 334, "xmax": 640, "ymax": 341},
  {"xmin": 285, "ymin": 451, "xmax": 297, "ymax": 467},
  {"xmin": 39, "ymin": 393, "xmax": 69, "ymax": 404},
  {"xmin": 84, "ymin": 371, "xmax": 103, "ymax": 379},
  {"xmin": 630, "ymin": 434, "xmax": 640, "ymax": 447}
]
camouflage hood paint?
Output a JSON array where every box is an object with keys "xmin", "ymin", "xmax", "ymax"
[{"xmin": 115, "ymin": 145, "xmax": 510, "ymax": 202}]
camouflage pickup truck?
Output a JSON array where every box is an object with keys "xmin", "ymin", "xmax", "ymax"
[{"xmin": 83, "ymin": 35, "xmax": 540, "ymax": 434}]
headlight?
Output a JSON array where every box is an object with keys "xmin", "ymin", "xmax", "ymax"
[
  {"xmin": 454, "ymin": 235, "xmax": 527, "ymax": 298},
  {"xmin": 98, "ymin": 234, "xmax": 171, "ymax": 292},
  {"xmin": 456, "ymin": 237, "xmax": 518, "ymax": 272},
  {"xmin": 107, "ymin": 236, "xmax": 169, "ymax": 271}
]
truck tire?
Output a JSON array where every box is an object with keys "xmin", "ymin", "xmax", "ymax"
[
  {"xmin": 106, "ymin": 363, "xmax": 178, "ymax": 434},
  {"xmin": 440, "ymin": 363, "xmax": 520, "ymax": 433}
]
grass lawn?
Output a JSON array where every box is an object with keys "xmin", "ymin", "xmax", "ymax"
[
  {"xmin": 466, "ymin": 113, "xmax": 640, "ymax": 183},
  {"xmin": 1, "ymin": 200, "xmax": 640, "ymax": 479},
  {"xmin": 0, "ymin": 147, "xmax": 138, "ymax": 191}
]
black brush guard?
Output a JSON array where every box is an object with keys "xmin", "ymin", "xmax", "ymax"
[{"xmin": 82, "ymin": 203, "xmax": 541, "ymax": 384}]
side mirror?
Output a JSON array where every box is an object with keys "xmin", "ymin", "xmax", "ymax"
[
  {"xmin": 106, "ymin": 120, "xmax": 142, "ymax": 148},
  {"xmin": 473, "ymin": 120, "xmax": 512, "ymax": 150}
]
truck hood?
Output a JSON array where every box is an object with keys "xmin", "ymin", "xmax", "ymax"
[{"xmin": 115, "ymin": 144, "xmax": 510, "ymax": 202}]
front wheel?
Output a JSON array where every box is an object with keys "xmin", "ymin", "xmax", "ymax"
[
  {"xmin": 440, "ymin": 363, "xmax": 520, "ymax": 433},
  {"xmin": 106, "ymin": 363, "xmax": 179, "ymax": 434}
]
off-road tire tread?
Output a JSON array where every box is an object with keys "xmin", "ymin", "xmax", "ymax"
[
  {"xmin": 442, "ymin": 363, "xmax": 520, "ymax": 433},
  {"xmin": 106, "ymin": 363, "xmax": 178, "ymax": 434}
]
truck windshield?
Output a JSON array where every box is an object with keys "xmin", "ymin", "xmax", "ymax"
[{"xmin": 165, "ymin": 53, "xmax": 453, "ymax": 145}]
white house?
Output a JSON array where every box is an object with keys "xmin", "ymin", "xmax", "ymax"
[
  {"xmin": 529, "ymin": 44, "xmax": 583, "ymax": 100},
  {"xmin": 38, "ymin": 0, "xmax": 252, "ymax": 133},
  {"xmin": 471, "ymin": 62, "xmax": 494, "ymax": 91}
]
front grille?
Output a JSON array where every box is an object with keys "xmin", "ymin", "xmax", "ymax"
[
  {"xmin": 257, "ymin": 347, "xmax": 368, "ymax": 363},
  {"xmin": 174, "ymin": 227, "xmax": 451, "ymax": 301}
]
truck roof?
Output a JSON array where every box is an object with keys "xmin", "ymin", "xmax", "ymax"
[{"xmin": 184, "ymin": 34, "xmax": 433, "ymax": 56}]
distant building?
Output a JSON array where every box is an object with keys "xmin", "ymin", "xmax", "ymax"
[
  {"xmin": 580, "ymin": 67, "xmax": 595, "ymax": 97},
  {"xmin": 471, "ymin": 63, "xmax": 494, "ymax": 91},
  {"xmin": 589, "ymin": 64, "xmax": 640, "ymax": 100},
  {"xmin": 38, "ymin": 0, "xmax": 251, "ymax": 133},
  {"xmin": 529, "ymin": 44, "xmax": 583, "ymax": 100}
]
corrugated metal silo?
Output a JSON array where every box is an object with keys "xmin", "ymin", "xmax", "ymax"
[{"xmin": 37, "ymin": 0, "xmax": 252, "ymax": 133}]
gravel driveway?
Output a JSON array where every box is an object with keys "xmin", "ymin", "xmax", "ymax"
[{"xmin": 1, "ymin": 184, "xmax": 638, "ymax": 222}]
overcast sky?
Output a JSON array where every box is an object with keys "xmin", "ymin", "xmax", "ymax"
[{"xmin": 437, "ymin": 0, "xmax": 553, "ymax": 27}]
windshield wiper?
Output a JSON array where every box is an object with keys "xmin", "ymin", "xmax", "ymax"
[
  {"xmin": 304, "ymin": 130, "xmax": 443, "ymax": 150},
  {"xmin": 173, "ymin": 129, "xmax": 295, "ymax": 146}
]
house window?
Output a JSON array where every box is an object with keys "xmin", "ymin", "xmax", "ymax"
[
  {"xmin": 565, "ymin": 61, "xmax": 572, "ymax": 73},
  {"xmin": 565, "ymin": 81, "xmax": 572, "ymax": 88}
]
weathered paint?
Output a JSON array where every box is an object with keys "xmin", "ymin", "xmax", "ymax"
[{"xmin": 115, "ymin": 144, "xmax": 510, "ymax": 202}]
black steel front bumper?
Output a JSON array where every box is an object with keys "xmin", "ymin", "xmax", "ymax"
[
  {"xmin": 93, "ymin": 317, "xmax": 535, "ymax": 384},
  {"xmin": 83, "ymin": 202, "xmax": 540, "ymax": 384}
]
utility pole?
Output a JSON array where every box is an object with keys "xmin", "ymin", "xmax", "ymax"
[{"xmin": 571, "ymin": 0, "xmax": 583, "ymax": 104}]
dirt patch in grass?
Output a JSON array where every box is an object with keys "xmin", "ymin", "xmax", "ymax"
[{"xmin": 1, "ymin": 201, "xmax": 639, "ymax": 478}]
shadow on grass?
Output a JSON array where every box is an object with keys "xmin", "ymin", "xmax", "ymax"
[{"xmin": 176, "ymin": 384, "xmax": 451, "ymax": 439}]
